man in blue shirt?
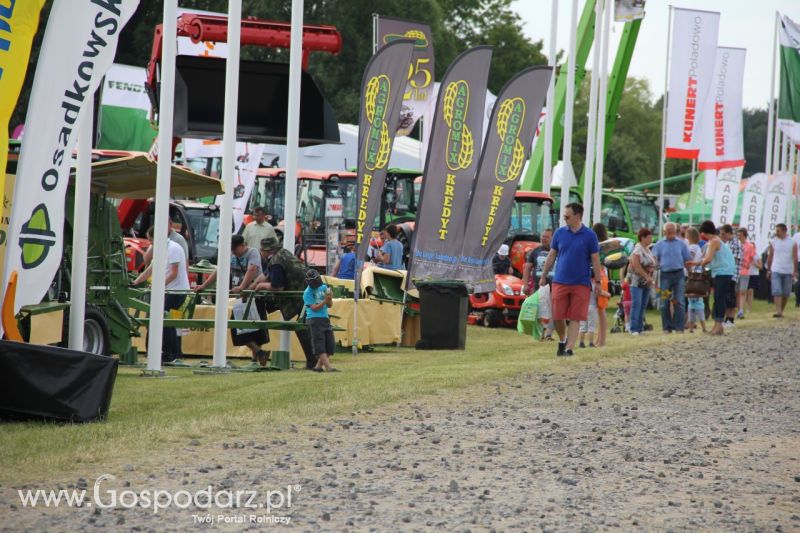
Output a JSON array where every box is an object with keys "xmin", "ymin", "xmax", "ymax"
[
  {"xmin": 652, "ymin": 222, "xmax": 691, "ymax": 333},
  {"xmin": 539, "ymin": 203, "xmax": 602, "ymax": 357},
  {"xmin": 376, "ymin": 224, "xmax": 405, "ymax": 270}
]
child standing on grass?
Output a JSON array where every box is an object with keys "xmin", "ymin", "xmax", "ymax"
[
  {"xmin": 686, "ymin": 296, "xmax": 707, "ymax": 333},
  {"xmin": 303, "ymin": 269, "xmax": 338, "ymax": 373},
  {"xmin": 594, "ymin": 266, "xmax": 611, "ymax": 347}
]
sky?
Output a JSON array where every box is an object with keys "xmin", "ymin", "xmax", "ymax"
[{"xmin": 512, "ymin": 0, "xmax": 799, "ymax": 109}]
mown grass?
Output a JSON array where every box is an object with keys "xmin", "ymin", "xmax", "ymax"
[{"xmin": 1, "ymin": 300, "xmax": 787, "ymax": 484}]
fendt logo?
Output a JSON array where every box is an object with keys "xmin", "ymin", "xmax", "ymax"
[
  {"xmin": 494, "ymin": 97, "xmax": 526, "ymax": 183},
  {"xmin": 443, "ymin": 80, "xmax": 474, "ymax": 171},
  {"xmin": 363, "ymin": 74, "xmax": 392, "ymax": 172},
  {"xmin": 18, "ymin": 203, "xmax": 56, "ymax": 269}
]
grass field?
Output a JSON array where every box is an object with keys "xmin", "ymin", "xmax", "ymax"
[{"xmin": 1, "ymin": 300, "xmax": 788, "ymax": 485}]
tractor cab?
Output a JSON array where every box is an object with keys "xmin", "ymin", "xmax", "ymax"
[{"xmin": 506, "ymin": 192, "xmax": 558, "ymax": 275}]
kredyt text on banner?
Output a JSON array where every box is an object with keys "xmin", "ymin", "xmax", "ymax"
[
  {"xmin": 354, "ymin": 40, "xmax": 416, "ymax": 263},
  {"xmin": 406, "ymin": 46, "xmax": 493, "ymax": 285},
  {"xmin": 459, "ymin": 67, "xmax": 552, "ymax": 294},
  {"xmin": 664, "ymin": 7, "xmax": 720, "ymax": 160},
  {"xmin": 1, "ymin": 0, "xmax": 139, "ymax": 320},
  {"xmin": 375, "ymin": 16, "xmax": 435, "ymax": 137}
]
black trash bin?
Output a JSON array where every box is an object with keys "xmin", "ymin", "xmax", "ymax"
[{"xmin": 415, "ymin": 280, "xmax": 469, "ymax": 350}]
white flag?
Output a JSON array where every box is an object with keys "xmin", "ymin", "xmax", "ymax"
[
  {"xmin": 665, "ymin": 8, "xmax": 720, "ymax": 159},
  {"xmin": 740, "ymin": 173, "xmax": 768, "ymax": 254},
  {"xmin": 698, "ymin": 48, "xmax": 746, "ymax": 176},
  {"xmin": 759, "ymin": 173, "xmax": 793, "ymax": 250},
  {"xmin": 2, "ymin": 0, "xmax": 139, "ymax": 318},
  {"xmin": 710, "ymin": 166, "xmax": 742, "ymax": 226}
]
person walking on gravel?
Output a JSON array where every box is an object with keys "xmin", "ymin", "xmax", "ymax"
[
  {"xmin": 539, "ymin": 203, "xmax": 602, "ymax": 357},
  {"xmin": 766, "ymin": 223, "xmax": 798, "ymax": 318},
  {"xmin": 719, "ymin": 224, "xmax": 742, "ymax": 327}
]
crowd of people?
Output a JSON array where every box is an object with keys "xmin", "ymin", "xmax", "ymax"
[{"xmin": 518, "ymin": 202, "xmax": 799, "ymax": 355}]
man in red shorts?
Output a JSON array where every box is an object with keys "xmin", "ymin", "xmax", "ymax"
[{"xmin": 539, "ymin": 203, "xmax": 602, "ymax": 356}]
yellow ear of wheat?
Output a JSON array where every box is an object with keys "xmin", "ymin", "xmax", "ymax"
[
  {"xmin": 365, "ymin": 77, "xmax": 380, "ymax": 122},
  {"xmin": 496, "ymin": 99, "xmax": 514, "ymax": 140},
  {"xmin": 374, "ymin": 122, "xmax": 391, "ymax": 169},
  {"xmin": 457, "ymin": 126, "xmax": 474, "ymax": 169},
  {"xmin": 443, "ymin": 82, "xmax": 458, "ymax": 126},
  {"xmin": 506, "ymin": 139, "xmax": 525, "ymax": 180}
]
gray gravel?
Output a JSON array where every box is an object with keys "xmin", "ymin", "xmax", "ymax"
[{"xmin": 2, "ymin": 322, "xmax": 799, "ymax": 531}]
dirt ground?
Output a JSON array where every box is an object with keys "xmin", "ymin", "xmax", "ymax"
[{"xmin": 2, "ymin": 322, "xmax": 799, "ymax": 531}]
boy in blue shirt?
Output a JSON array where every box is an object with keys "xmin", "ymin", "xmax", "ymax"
[{"xmin": 303, "ymin": 269, "xmax": 338, "ymax": 372}]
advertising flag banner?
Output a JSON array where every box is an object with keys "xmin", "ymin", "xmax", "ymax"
[
  {"xmin": 710, "ymin": 165, "xmax": 743, "ymax": 226},
  {"xmin": 740, "ymin": 173, "xmax": 768, "ymax": 254},
  {"xmin": 698, "ymin": 48, "xmax": 746, "ymax": 174},
  {"xmin": 98, "ymin": 64, "xmax": 157, "ymax": 151},
  {"xmin": 354, "ymin": 40, "xmax": 416, "ymax": 262},
  {"xmin": 459, "ymin": 67, "xmax": 552, "ymax": 293},
  {"xmin": 615, "ymin": 0, "xmax": 646, "ymax": 22},
  {"xmin": 407, "ymin": 46, "xmax": 493, "ymax": 284},
  {"xmin": 0, "ymin": 0, "xmax": 45, "ymax": 286},
  {"xmin": 760, "ymin": 173, "xmax": 792, "ymax": 249},
  {"xmin": 665, "ymin": 8, "xmax": 719, "ymax": 159},
  {"xmin": 1, "ymin": 0, "xmax": 139, "ymax": 317},
  {"xmin": 376, "ymin": 16, "xmax": 434, "ymax": 137},
  {"xmin": 778, "ymin": 16, "xmax": 800, "ymax": 141}
]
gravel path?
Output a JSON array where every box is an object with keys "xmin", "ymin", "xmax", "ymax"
[{"xmin": 3, "ymin": 322, "xmax": 799, "ymax": 531}]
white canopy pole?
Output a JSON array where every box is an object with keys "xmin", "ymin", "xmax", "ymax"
[
  {"xmin": 592, "ymin": 0, "xmax": 611, "ymax": 225},
  {"xmin": 543, "ymin": 0, "xmax": 558, "ymax": 196},
  {"xmin": 282, "ymin": 0, "xmax": 305, "ymax": 356},
  {"xmin": 658, "ymin": 6, "xmax": 673, "ymax": 238},
  {"xmin": 559, "ymin": 0, "xmax": 579, "ymax": 227},
  {"xmin": 212, "ymin": 0, "xmax": 242, "ymax": 369},
  {"xmin": 146, "ymin": 0, "xmax": 178, "ymax": 372},
  {"xmin": 766, "ymin": 11, "xmax": 779, "ymax": 176},
  {"xmin": 68, "ymin": 104, "xmax": 92, "ymax": 350},
  {"xmin": 583, "ymin": 0, "xmax": 602, "ymax": 222}
]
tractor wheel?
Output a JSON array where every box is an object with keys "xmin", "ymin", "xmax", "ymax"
[
  {"xmin": 483, "ymin": 309, "xmax": 502, "ymax": 328},
  {"xmin": 63, "ymin": 306, "xmax": 111, "ymax": 356}
]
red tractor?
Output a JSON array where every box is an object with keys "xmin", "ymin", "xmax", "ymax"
[{"xmin": 469, "ymin": 191, "xmax": 557, "ymax": 327}]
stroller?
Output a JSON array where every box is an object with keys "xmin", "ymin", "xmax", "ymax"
[{"xmin": 609, "ymin": 299, "xmax": 653, "ymax": 333}]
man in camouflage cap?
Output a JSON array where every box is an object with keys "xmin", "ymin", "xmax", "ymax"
[{"xmin": 254, "ymin": 236, "xmax": 317, "ymax": 368}]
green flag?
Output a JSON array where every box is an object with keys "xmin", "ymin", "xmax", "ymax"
[{"xmin": 778, "ymin": 15, "xmax": 800, "ymax": 141}]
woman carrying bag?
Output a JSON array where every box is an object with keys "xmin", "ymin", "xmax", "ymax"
[
  {"xmin": 626, "ymin": 228, "xmax": 658, "ymax": 336},
  {"xmin": 690, "ymin": 220, "xmax": 736, "ymax": 336}
]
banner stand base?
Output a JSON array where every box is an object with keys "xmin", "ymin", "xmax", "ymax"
[{"xmin": 139, "ymin": 369, "xmax": 172, "ymax": 378}]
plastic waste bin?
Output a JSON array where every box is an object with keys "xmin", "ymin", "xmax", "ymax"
[{"xmin": 415, "ymin": 280, "xmax": 468, "ymax": 350}]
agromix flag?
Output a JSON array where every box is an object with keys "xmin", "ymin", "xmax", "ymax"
[
  {"xmin": 740, "ymin": 173, "xmax": 768, "ymax": 254},
  {"xmin": 710, "ymin": 166, "xmax": 743, "ymax": 226},
  {"xmin": 407, "ymin": 46, "xmax": 493, "ymax": 283},
  {"xmin": 98, "ymin": 64, "xmax": 157, "ymax": 151},
  {"xmin": 354, "ymin": 40, "xmax": 416, "ymax": 262},
  {"xmin": 0, "ymin": 0, "xmax": 46, "ymax": 288},
  {"xmin": 459, "ymin": 67, "xmax": 552, "ymax": 293},
  {"xmin": 375, "ymin": 16, "xmax": 435, "ymax": 137},
  {"xmin": 759, "ymin": 173, "xmax": 793, "ymax": 249},
  {"xmin": 664, "ymin": 7, "xmax": 719, "ymax": 159},
  {"xmin": 1, "ymin": 0, "xmax": 138, "ymax": 318},
  {"xmin": 778, "ymin": 15, "xmax": 800, "ymax": 142},
  {"xmin": 699, "ymin": 47, "xmax": 746, "ymax": 200}
]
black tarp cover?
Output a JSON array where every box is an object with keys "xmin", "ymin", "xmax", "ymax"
[{"xmin": 0, "ymin": 341, "xmax": 118, "ymax": 423}]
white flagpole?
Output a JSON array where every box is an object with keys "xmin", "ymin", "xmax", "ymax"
[
  {"xmin": 688, "ymin": 159, "xmax": 696, "ymax": 225},
  {"xmin": 212, "ymin": 0, "xmax": 242, "ymax": 369},
  {"xmin": 559, "ymin": 0, "xmax": 579, "ymax": 226},
  {"xmin": 543, "ymin": 0, "xmax": 558, "ymax": 196},
  {"xmin": 583, "ymin": 0, "xmax": 602, "ymax": 222},
  {"xmin": 282, "ymin": 0, "xmax": 304, "ymax": 357},
  {"xmin": 658, "ymin": 5, "xmax": 673, "ymax": 238},
  {"xmin": 68, "ymin": 104, "xmax": 93, "ymax": 350},
  {"xmin": 147, "ymin": 0, "xmax": 178, "ymax": 372},
  {"xmin": 766, "ymin": 11, "xmax": 779, "ymax": 176},
  {"xmin": 592, "ymin": 0, "xmax": 611, "ymax": 225}
]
